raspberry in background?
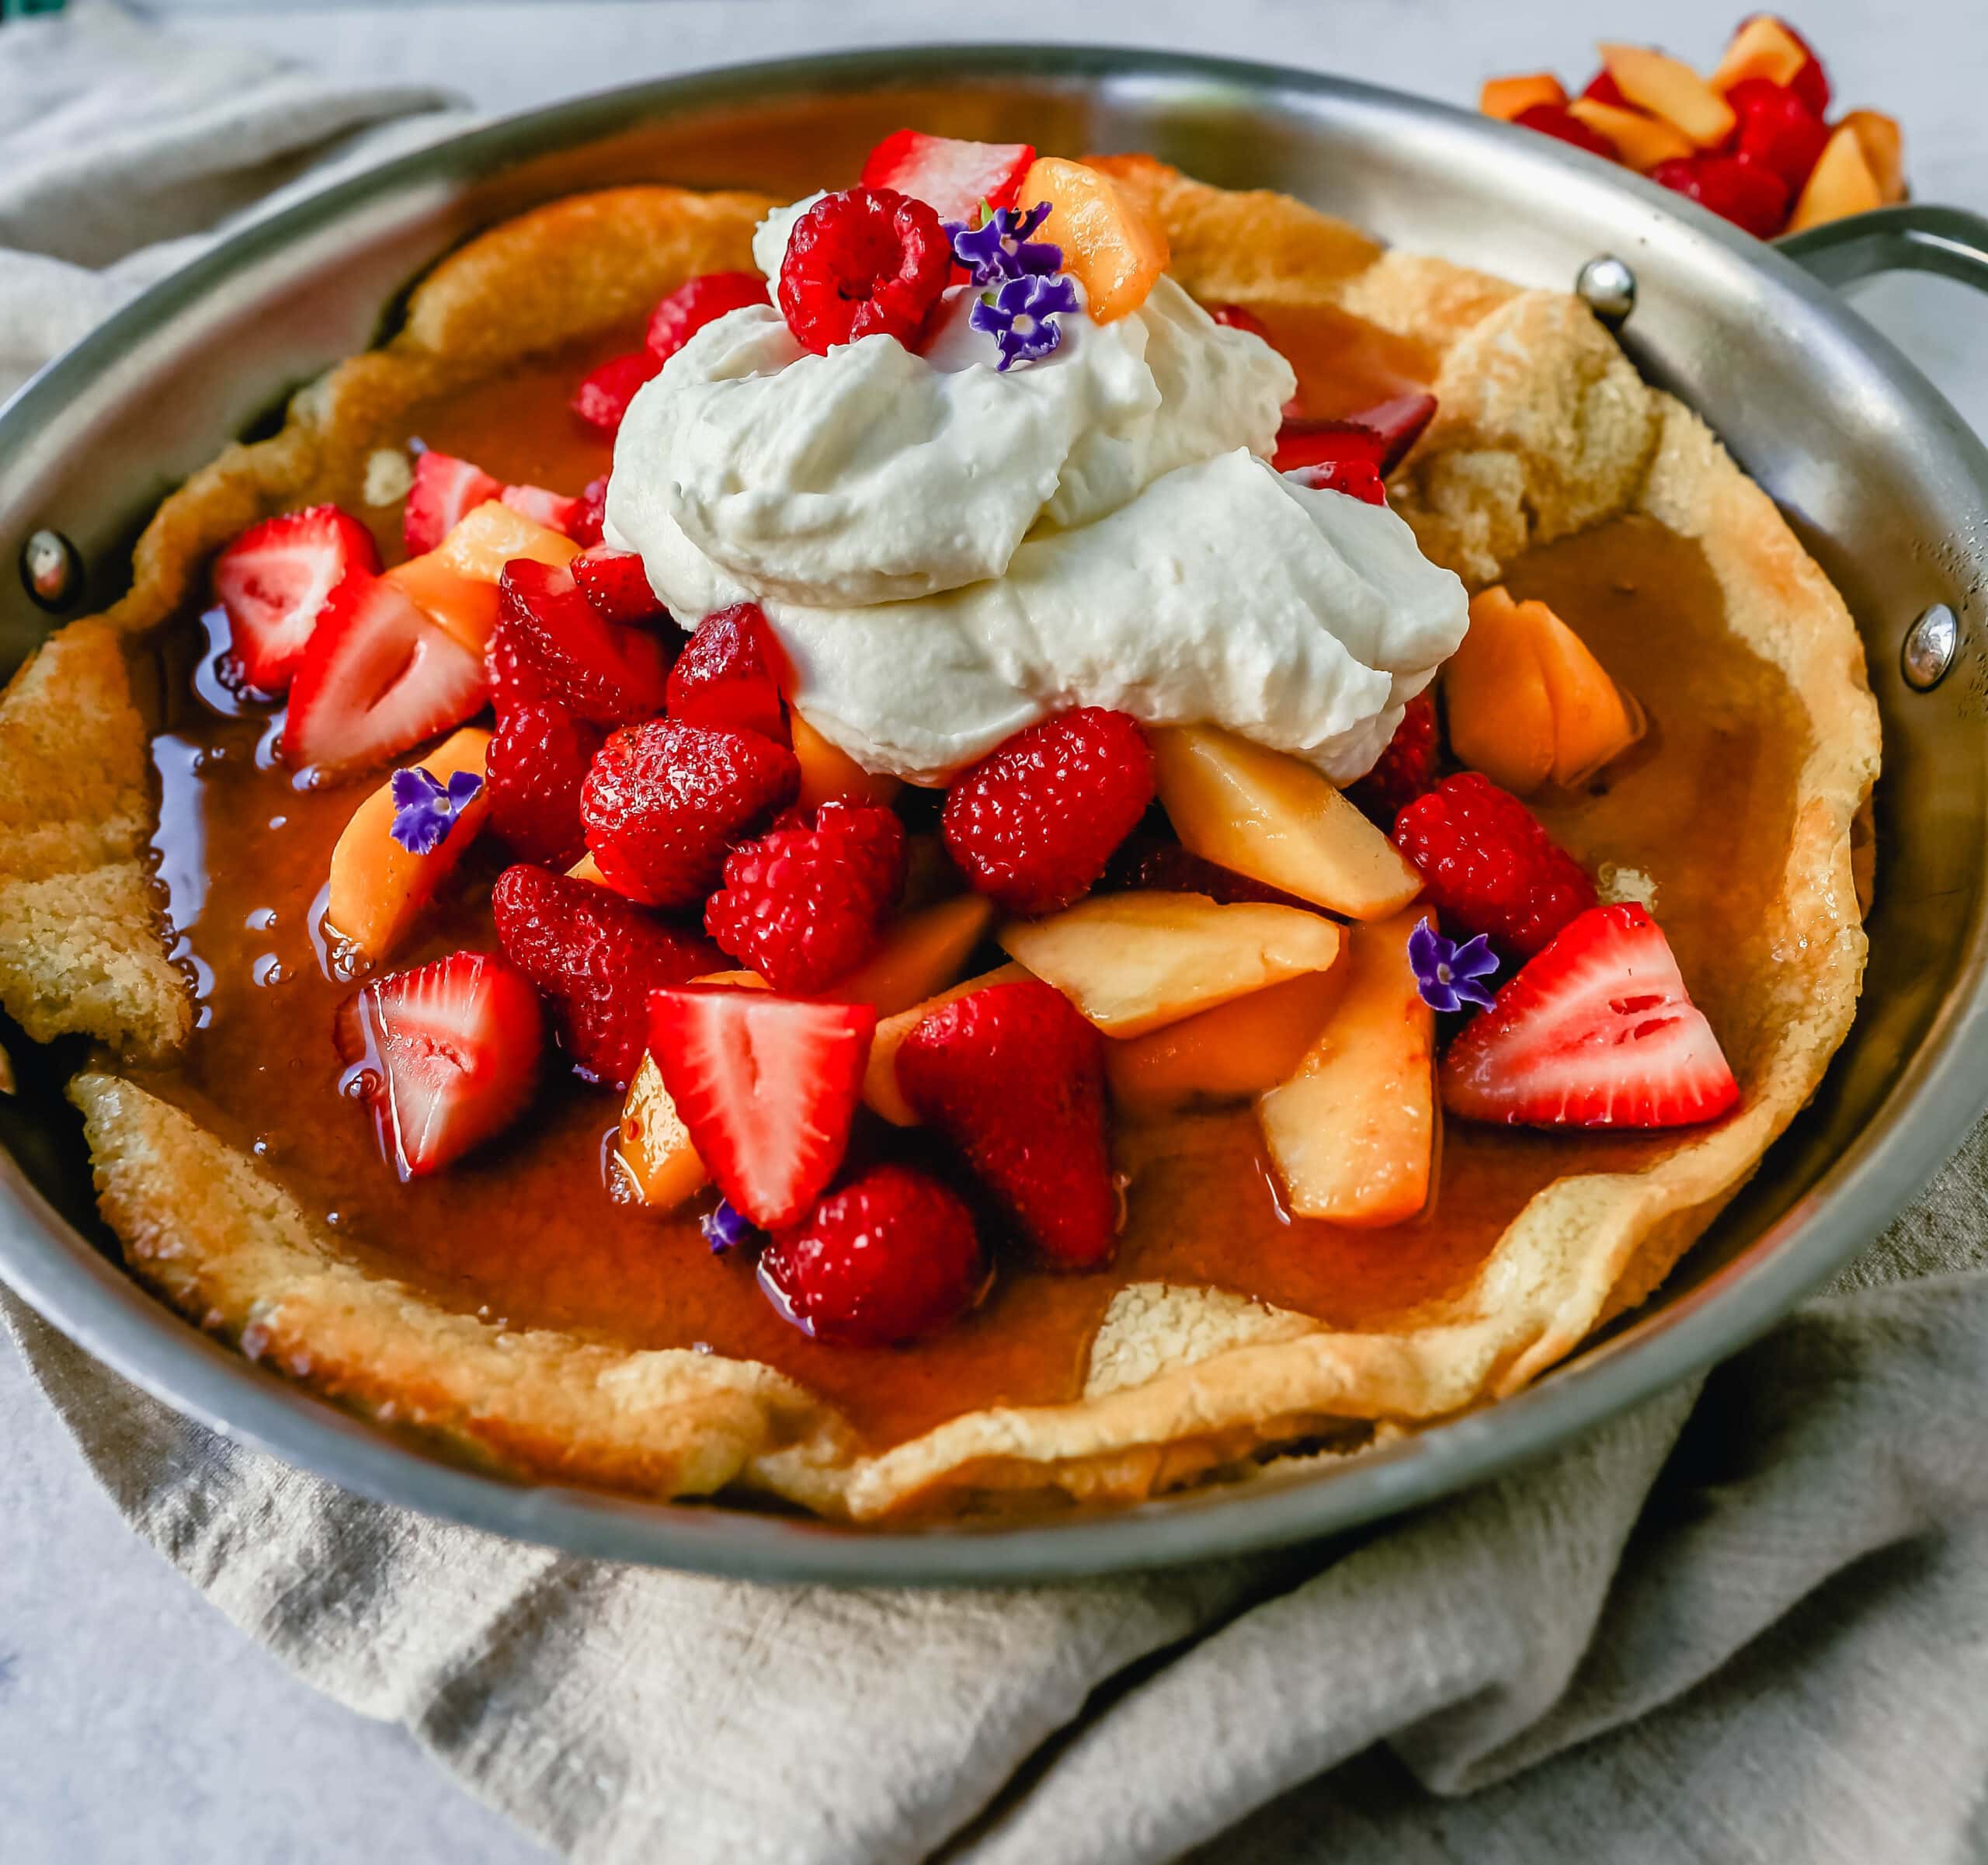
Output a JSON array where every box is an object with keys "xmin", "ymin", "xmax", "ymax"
[
  {"xmin": 1392, "ymin": 771, "xmax": 1596, "ymax": 958},
  {"xmin": 571, "ymin": 350, "xmax": 662, "ymax": 437},
  {"xmin": 646, "ymin": 270, "xmax": 768, "ymax": 360},
  {"xmin": 777, "ymin": 186, "xmax": 952, "ymax": 355},
  {"xmin": 706, "ymin": 799, "xmax": 907, "ymax": 993},
  {"xmin": 582, "ymin": 719, "xmax": 800, "ymax": 909},
  {"xmin": 895, "ymin": 978, "xmax": 1117, "ymax": 1269},
  {"xmin": 760, "ymin": 1164, "xmax": 985, "ymax": 1346},
  {"xmin": 943, "ymin": 708, "xmax": 1156, "ymax": 914},
  {"xmin": 492, "ymin": 864, "xmax": 720, "ymax": 1090}
]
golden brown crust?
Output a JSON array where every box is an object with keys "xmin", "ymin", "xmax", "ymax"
[{"xmin": 18, "ymin": 174, "xmax": 1879, "ymax": 1520}]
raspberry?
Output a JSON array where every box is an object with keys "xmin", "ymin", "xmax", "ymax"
[
  {"xmin": 942, "ymin": 708, "xmax": 1156, "ymax": 915},
  {"xmin": 571, "ymin": 350, "xmax": 662, "ymax": 437},
  {"xmin": 1348, "ymin": 692, "xmax": 1439, "ymax": 826},
  {"xmin": 646, "ymin": 270, "xmax": 769, "ymax": 360},
  {"xmin": 759, "ymin": 1164, "xmax": 985, "ymax": 1346},
  {"xmin": 1392, "ymin": 772, "xmax": 1597, "ymax": 958},
  {"xmin": 777, "ymin": 186, "xmax": 952, "ymax": 356},
  {"xmin": 571, "ymin": 474, "xmax": 610, "ymax": 549},
  {"xmin": 667, "ymin": 603, "xmax": 789, "ymax": 745},
  {"xmin": 486, "ymin": 701, "xmax": 603, "ymax": 868},
  {"xmin": 572, "ymin": 545, "xmax": 664, "ymax": 627},
  {"xmin": 495, "ymin": 558, "xmax": 671, "ymax": 725},
  {"xmin": 581, "ymin": 719, "xmax": 799, "ymax": 909},
  {"xmin": 492, "ymin": 864, "xmax": 719, "ymax": 1089},
  {"xmin": 705, "ymin": 799, "xmax": 907, "ymax": 992},
  {"xmin": 1648, "ymin": 155, "xmax": 1790, "ymax": 239},
  {"xmin": 895, "ymin": 979, "xmax": 1117, "ymax": 1269}
]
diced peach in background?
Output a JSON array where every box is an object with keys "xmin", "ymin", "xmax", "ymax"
[
  {"xmin": 1708, "ymin": 16, "xmax": 1810, "ymax": 93},
  {"xmin": 1566, "ymin": 98, "xmax": 1694, "ymax": 172},
  {"xmin": 1840, "ymin": 110, "xmax": 1906, "ymax": 204},
  {"xmin": 1480, "ymin": 73, "xmax": 1567, "ymax": 122},
  {"xmin": 1599, "ymin": 43, "xmax": 1736, "ymax": 148},
  {"xmin": 1788, "ymin": 123, "xmax": 1884, "ymax": 231}
]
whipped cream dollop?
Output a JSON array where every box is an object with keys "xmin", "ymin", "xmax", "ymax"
[{"xmin": 605, "ymin": 200, "xmax": 1468, "ymax": 785}]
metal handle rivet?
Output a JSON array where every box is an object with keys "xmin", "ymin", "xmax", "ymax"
[
  {"xmin": 1576, "ymin": 255, "xmax": 1637, "ymax": 325},
  {"xmin": 1901, "ymin": 603, "xmax": 1958, "ymax": 691},
  {"xmin": 21, "ymin": 528, "xmax": 81, "ymax": 613}
]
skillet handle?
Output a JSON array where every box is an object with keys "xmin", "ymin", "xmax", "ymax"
[{"xmin": 1776, "ymin": 203, "xmax": 1988, "ymax": 294}]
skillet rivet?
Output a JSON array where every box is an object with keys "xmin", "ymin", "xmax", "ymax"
[
  {"xmin": 20, "ymin": 528, "xmax": 81, "ymax": 612},
  {"xmin": 1901, "ymin": 603, "xmax": 1958, "ymax": 691},
  {"xmin": 1576, "ymin": 255, "xmax": 1636, "ymax": 325}
]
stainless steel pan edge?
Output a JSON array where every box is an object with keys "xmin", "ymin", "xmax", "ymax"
[{"xmin": 2, "ymin": 46, "xmax": 1986, "ymax": 1584}]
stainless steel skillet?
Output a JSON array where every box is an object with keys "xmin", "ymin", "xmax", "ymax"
[{"xmin": 2, "ymin": 46, "xmax": 1985, "ymax": 1584}]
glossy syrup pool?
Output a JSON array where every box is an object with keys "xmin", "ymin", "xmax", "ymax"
[{"xmin": 128, "ymin": 312, "xmax": 1812, "ymax": 1453}]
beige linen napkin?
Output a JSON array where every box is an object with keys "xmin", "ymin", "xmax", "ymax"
[{"xmin": 6, "ymin": 7, "xmax": 1988, "ymax": 1862}]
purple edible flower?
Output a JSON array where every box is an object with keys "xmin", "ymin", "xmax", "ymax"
[
  {"xmin": 945, "ymin": 200, "xmax": 1062, "ymax": 287},
  {"xmin": 702, "ymin": 1198, "xmax": 757, "ymax": 1255},
  {"xmin": 1408, "ymin": 917, "xmax": 1500, "ymax": 1014},
  {"xmin": 971, "ymin": 273, "xmax": 1081, "ymax": 371},
  {"xmin": 388, "ymin": 764, "xmax": 484, "ymax": 855}
]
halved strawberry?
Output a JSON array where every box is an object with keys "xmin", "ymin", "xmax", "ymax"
[
  {"xmin": 572, "ymin": 350, "xmax": 662, "ymax": 437},
  {"xmin": 572, "ymin": 545, "xmax": 665, "ymax": 627},
  {"xmin": 211, "ymin": 504, "xmax": 381, "ymax": 695},
  {"xmin": 1440, "ymin": 903, "xmax": 1740, "ymax": 1129},
  {"xmin": 353, "ymin": 951, "xmax": 543, "ymax": 1178},
  {"xmin": 647, "ymin": 986, "xmax": 877, "ymax": 1229},
  {"xmin": 500, "ymin": 482, "xmax": 586, "ymax": 540},
  {"xmin": 283, "ymin": 572, "xmax": 488, "ymax": 774},
  {"xmin": 404, "ymin": 449, "xmax": 502, "ymax": 555},
  {"xmin": 859, "ymin": 129, "xmax": 1037, "ymax": 224},
  {"xmin": 1274, "ymin": 392, "xmax": 1437, "ymax": 478},
  {"xmin": 494, "ymin": 558, "xmax": 671, "ymax": 725}
]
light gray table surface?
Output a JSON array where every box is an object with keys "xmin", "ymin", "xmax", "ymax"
[{"xmin": 4, "ymin": 2, "xmax": 1984, "ymax": 1860}]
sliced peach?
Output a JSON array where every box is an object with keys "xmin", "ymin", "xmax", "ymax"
[
  {"xmin": 1840, "ymin": 110, "xmax": 1906, "ymax": 207},
  {"xmin": 999, "ymin": 892, "xmax": 1343, "ymax": 1039},
  {"xmin": 1106, "ymin": 967, "xmax": 1347, "ymax": 1115},
  {"xmin": 566, "ymin": 853, "xmax": 607, "ymax": 885},
  {"xmin": 383, "ymin": 551, "xmax": 504, "ymax": 656},
  {"xmin": 790, "ymin": 708, "xmax": 902, "ymax": 810},
  {"xmin": 1598, "ymin": 43, "xmax": 1736, "ymax": 148},
  {"xmin": 1446, "ymin": 587, "xmax": 1640, "ymax": 795},
  {"xmin": 615, "ymin": 971, "xmax": 767, "ymax": 1209},
  {"xmin": 863, "ymin": 962, "xmax": 1029, "ymax": 1126},
  {"xmin": 1018, "ymin": 156, "xmax": 1170, "ymax": 325},
  {"xmin": 1708, "ymin": 16, "xmax": 1810, "ymax": 93},
  {"xmin": 1566, "ymin": 99, "xmax": 1694, "ymax": 173},
  {"xmin": 1787, "ymin": 123, "xmax": 1884, "ymax": 234},
  {"xmin": 1149, "ymin": 725, "xmax": 1422, "ymax": 920},
  {"xmin": 325, "ymin": 727, "xmax": 491, "ymax": 965},
  {"xmin": 826, "ymin": 895, "xmax": 995, "ymax": 1018},
  {"xmin": 432, "ymin": 500, "xmax": 579, "ymax": 583},
  {"xmin": 1444, "ymin": 588, "xmax": 1557, "ymax": 795},
  {"xmin": 1480, "ymin": 74, "xmax": 1567, "ymax": 123},
  {"xmin": 1256, "ymin": 905, "xmax": 1435, "ymax": 1227}
]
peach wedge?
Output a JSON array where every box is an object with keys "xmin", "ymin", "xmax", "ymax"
[
  {"xmin": 1018, "ymin": 156, "xmax": 1170, "ymax": 324},
  {"xmin": 1149, "ymin": 724, "xmax": 1423, "ymax": 920},
  {"xmin": 1257, "ymin": 906, "xmax": 1436, "ymax": 1227},
  {"xmin": 1479, "ymin": 74, "xmax": 1567, "ymax": 123},
  {"xmin": 1106, "ymin": 967, "xmax": 1347, "ymax": 1115},
  {"xmin": 432, "ymin": 500, "xmax": 579, "ymax": 583},
  {"xmin": 791, "ymin": 708, "xmax": 901, "ymax": 810},
  {"xmin": 325, "ymin": 726, "xmax": 491, "ymax": 966},
  {"xmin": 1788, "ymin": 124, "xmax": 1885, "ymax": 234},
  {"xmin": 1597, "ymin": 43, "xmax": 1735, "ymax": 149},
  {"xmin": 998, "ymin": 892, "xmax": 1343, "ymax": 1039},
  {"xmin": 825, "ymin": 894, "xmax": 995, "ymax": 1018},
  {"xmin": 382, "ymin": 551, "xmax": 505, "ymax": 656}
]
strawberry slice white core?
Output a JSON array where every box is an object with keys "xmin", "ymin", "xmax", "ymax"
[
  {"xmin": 648, "ymin": 986, "xmax": 877, "ymax": 1229},
  {"xmin": 1440, "ymin": 903, "xmax": 1739, "ymax": 1129},
  {"xmin": 859, "ymin": 129, "xmax": 1037, "ymax": 225},
  {"xmin": 212, "ymin": 503, "xmax": 380, "ymax": 695}
]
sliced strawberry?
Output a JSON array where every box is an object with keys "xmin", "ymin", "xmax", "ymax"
[
  {"xmin": 666, "ymin": 603, "xmax": 789, "ymax": 744},
  {"xmin": 859, "ymin": 128, "xmax": 1037, "ymax": 225},
  {"xmin": 1274, "ymin": 391, "xmax": 1437, "ymax": 478},
  {"xmin": 1723, "ymin": 77, "xmax": 1830, "ymax": 195},
  {"xmin": 645, "ymin": 271, "xmax": 770, "ymax": 361},
  {"xmin": 211, "ymin": 505, "xmax": 381, "ymax": 695},
  {"xmin": 499, "ymin": 482, "xmax": 586, "ymax": 539},
  {"xmin": 571, "ymin": 474, "xmax": 611, "ymax": 549},
  {"xmin": 494, "ymin": 558, "xmax": 671, "ymax": 725},
  {"xmin": 572, "ymin": 545, "xmax": 665, "ymax": 627},
  {"xmin": 1514, "ymin": 101, "xmax": 1618, "ymax": 163},
  {"xmin": 353, "ymin": 951, "xmax": 542, "ymax": 1178},
  {"xmin": 572, "ymin": 350, "xmax": 662, "ymax": 437},
  {"xmin": 1441, "ymin": 903, "xmax": 1739, "ymax": 1129},
  {"xmin": 1580, "ymin": 69, "xmax": 1629, "ymax": 107},
  {"xmin": 1291, "ymin": 458, "xmax": 1388, "ymax": 505},
  {"xmin": 283, "ymin": 573, "xmax": 487, "ymax": 774},
  {"xmin": 647, "ymin": 986, "xmax": 877, "ymax": 1229},
  {"xmin": 403, "ymin": 449, "xmax": 502, "ymax": 555}
]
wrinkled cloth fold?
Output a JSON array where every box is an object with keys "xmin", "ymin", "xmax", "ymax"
[{"xmin": 6, "ymin": 7, "xmax": 1988, "ymax": 1863}]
